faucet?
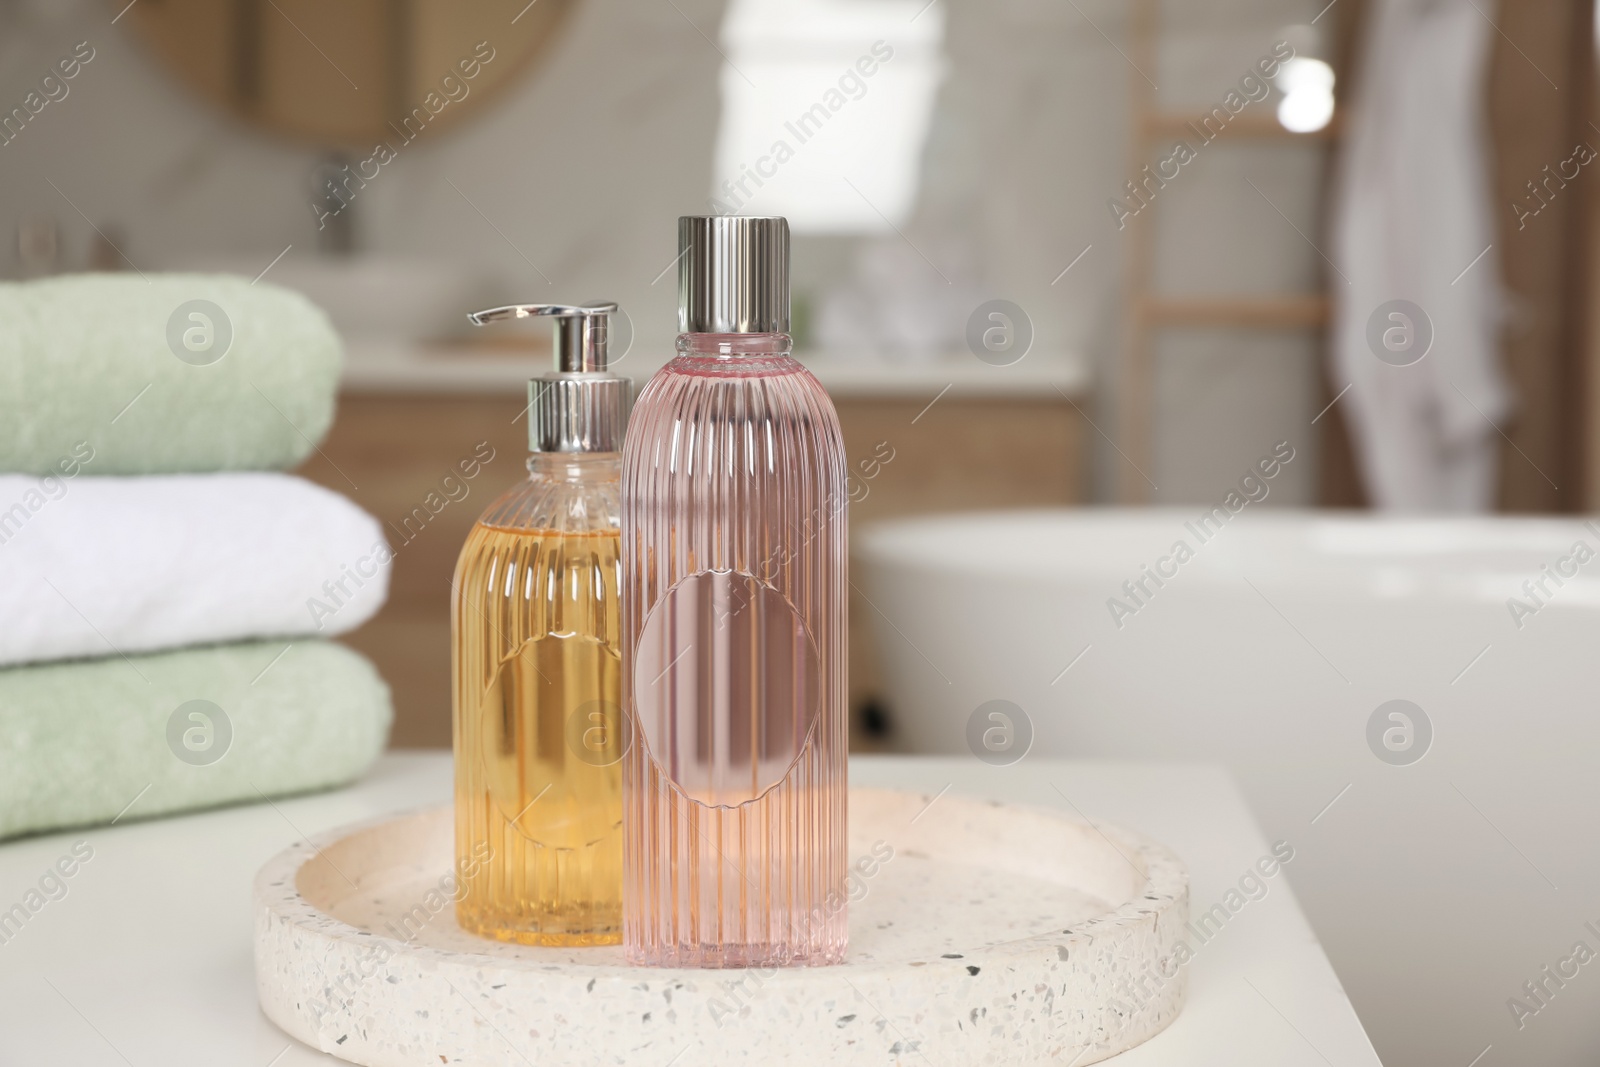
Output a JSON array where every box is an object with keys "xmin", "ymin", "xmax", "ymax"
[
  {"xmin": 310, "ymin": 153, "xmax": 356, "ymax": 256},
  {"xmin": 17, "ymin": 215, "xmax": 59, "ymax": 276}
]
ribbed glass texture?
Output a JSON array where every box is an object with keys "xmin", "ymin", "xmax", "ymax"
[
  {"xmin": 452, "ymin": 453, "xmax": 625, "ymax": 946},
  {"xmin": 622, "ymin": 332, "xmax": 849, "ymax": 967}
]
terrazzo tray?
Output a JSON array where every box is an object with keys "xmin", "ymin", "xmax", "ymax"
[{"xmin": 254, "ymin": 788, "xmax": 1189, "ymax": 1066}]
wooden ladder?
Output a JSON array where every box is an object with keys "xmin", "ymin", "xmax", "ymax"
[{"xmin": 1116, "ymin": 0, "xmax": 1339, "ymax": 502}]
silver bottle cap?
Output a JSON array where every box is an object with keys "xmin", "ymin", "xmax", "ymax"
[
  {"xmin": 678, "ymin": 215, "xmax": 790, "ymax": 334},
  {"xmin": 467, "ymin": 302, "xmax": 632, "ymax": 453}
]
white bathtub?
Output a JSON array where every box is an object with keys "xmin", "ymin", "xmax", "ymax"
[{"xmin": 860, "ymin": 508, "xmax": 1600, "ymax": 1067}]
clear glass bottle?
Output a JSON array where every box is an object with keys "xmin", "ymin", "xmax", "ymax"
[
  {"xmin": 622, "ymin": 216, "xmax": 849, "ymax": 967},
  {"xmin": 452, "ymin": 303, "xmax": 631, "ymax": 946}
]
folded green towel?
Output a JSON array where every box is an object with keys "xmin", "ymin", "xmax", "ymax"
[
  {"xmin": 0, "ymin": 639, "xmax": 390, "ymax": 840},
  {"xmin": 0, "ymin": 273, "xmax": 341, "ymax": 475}
]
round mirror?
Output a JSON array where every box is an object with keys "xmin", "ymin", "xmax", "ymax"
[{"xmin": 122, "ymin": 0, "xmax": 575, "ymax": 147}]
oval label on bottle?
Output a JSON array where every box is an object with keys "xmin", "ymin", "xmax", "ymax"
[
  {"xmin": 633, "ymin": 570, "xmax": 822, "ymax": 807},
  {"xmin": 478, "ymin": 632, "xmax": 624, "ymax": 851}
]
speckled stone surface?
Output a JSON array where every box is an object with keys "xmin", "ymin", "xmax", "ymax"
[{"xmin": 254, "ymin": 788, "xmax": 1188, "ymax": 1065}]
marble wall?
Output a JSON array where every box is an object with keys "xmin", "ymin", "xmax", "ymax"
[{"xmin": 0, "ymin": 0, "xmax": 1329, "ymax": 505}]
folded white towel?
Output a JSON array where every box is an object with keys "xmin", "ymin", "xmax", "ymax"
[{"xmin": 0, "ymin": 472, "xmax": 390, "ymax": 667}]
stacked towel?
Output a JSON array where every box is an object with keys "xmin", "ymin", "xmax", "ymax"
[
  {"xmin": 0, "ymin": 274, "xmax": 392, "ymax": 841},
  {"xmin": 0, "ymin": 641, "xmax": 390, "ymax": 839},
  {"xmin": 0, "ymin": 472, "xmax": 388, "ymax": 666},
  {"xmin": 0, "ymin": 274, "xmax": 340, "ymax": 475}
]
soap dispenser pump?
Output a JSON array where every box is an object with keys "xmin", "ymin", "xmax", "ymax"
[{"xmin": 452, "ymin": 301, "xmax": 631, "ymax": 946}]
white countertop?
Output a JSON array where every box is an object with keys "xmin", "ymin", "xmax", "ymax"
[
  {"xmin": 340, "ymin": 341, "xmax": 1091, "ymax": 400},
  {"xmin": 0, "ymin": 754, "xmax": 1378, "ymax": 1066}
]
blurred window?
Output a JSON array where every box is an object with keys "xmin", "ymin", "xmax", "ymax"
[{"xmin": 712, "ymin": 0, "xmax": 945, "ymax": 234}]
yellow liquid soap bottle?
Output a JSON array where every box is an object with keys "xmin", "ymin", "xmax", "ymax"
[{"xmin": 451, "ymin": 301, "xmax": 631, "ymax": 945}]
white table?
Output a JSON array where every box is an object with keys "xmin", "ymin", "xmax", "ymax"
[{"xmin": 0, "ymin": 754, "xmax": 1379, "ymax": 1065}]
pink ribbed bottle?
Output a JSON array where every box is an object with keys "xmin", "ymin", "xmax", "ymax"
[{"xmin": 622, "ymin": 216, "xmax": 848, "ymax": 967}]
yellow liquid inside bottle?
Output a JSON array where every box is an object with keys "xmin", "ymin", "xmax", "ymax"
[{"xmin": 452, "ymin": 473, "xmax": 624, "ymax": 946}]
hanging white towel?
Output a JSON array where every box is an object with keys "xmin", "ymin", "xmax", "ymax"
[
  {"xmin": 0, "ymin": 472, "xmax": 390, "ymax": 667},
  {"xmin": 1331, "ymin": 0, "xmax": 1511, "ymax": 511}
]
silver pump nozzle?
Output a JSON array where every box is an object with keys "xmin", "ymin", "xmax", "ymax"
[
  {"xmin": 467, "ymin": 301, "xmax": 617, "ymax": 372},
  {"xmin": 467, "ymin": 302, "xmax": 631, "ymax": 454}
]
